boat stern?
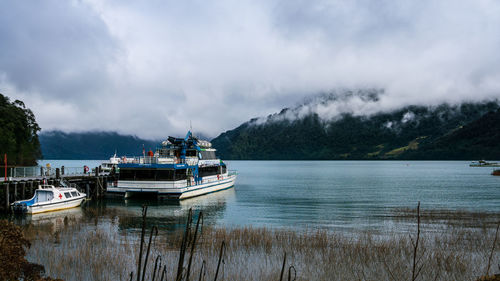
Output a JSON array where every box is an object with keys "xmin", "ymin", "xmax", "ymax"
[{"xmin": 11, "ymin": 202, "xmax": 30, "ymax": 214}]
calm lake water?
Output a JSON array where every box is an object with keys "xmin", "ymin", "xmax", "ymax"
[{"xmin": 26, "ymin": 160, "xmax": 500, "ymax": 233}]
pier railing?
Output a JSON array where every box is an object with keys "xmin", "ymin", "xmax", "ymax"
[{"xmin": 1, "ymin": 165, "xmax": 96, "ymax": 181}]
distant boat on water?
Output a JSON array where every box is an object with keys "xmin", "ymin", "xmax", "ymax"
[{"xmin": 469, "ymin": 160, "xmax": 500, "ymax": 167}]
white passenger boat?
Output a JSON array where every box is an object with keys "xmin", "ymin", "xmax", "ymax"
[
  {"xmin": 101, "ymin": 153, "xmax": 121, "ymax": 172},
  {"xmin": 11, "ymin": 185, "xmax": 86, "ymax": 214},
  {"xmin": 107, "ymin": 131, "xmax": 237, "ymax": 199}
]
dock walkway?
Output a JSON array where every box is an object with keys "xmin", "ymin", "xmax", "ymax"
[{"xmin": 1, "ymin": 165, "xmax": 115, "ymax": 213}]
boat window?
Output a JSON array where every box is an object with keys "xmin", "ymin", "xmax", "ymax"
[
  {"xmin": 186, "ymin": 150, "xmax": 197, "ymax": 157},
  {"xmin": 135, "ymin": 169, "xmax": 156, "ymax": 181},
  {"xmin": 64, "ymin": 192, "xmax": 72, "ymax": 198},
  {"xmin": 221, "ymin": 164, "xmax": 227, "ymax": 174},
  {"xmin": 35, "ymin": 190, "xmax": 53, "ymax": 203},
  {"xmin": 174, "ymin": 169, "xmax": 187, "ymax": 181},
  {"xmin": 119, "ymin": 169, "xmax": 136, "ymax": 180},
  {"xmin": 71, "ymin": 191, "xmax": 78, "ymax": 196},
  {"xmin": 199, "ymin": 166, "xmax": 219, "ymax": 177},
  {"xmin": 200, "ymin": 150, "xmax": 217, "ymax": 160},
  {"xmin": 156, "ymin": 169, "xmax": 174, "ymax": 180}
]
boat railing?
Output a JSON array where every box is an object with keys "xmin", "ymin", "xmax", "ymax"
[{"xmin": 124, "ymin": 156, "xmax": 188, "ymax": 165}]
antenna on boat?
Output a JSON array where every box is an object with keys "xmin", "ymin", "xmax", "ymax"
[{"xmin": 190, "ymin": 120, "xmax": 194, "ymax": 137}]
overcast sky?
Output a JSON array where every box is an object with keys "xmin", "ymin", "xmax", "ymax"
[{"xmin": 1, "ymin": 0, "xmax": 499, "ymax": 139}]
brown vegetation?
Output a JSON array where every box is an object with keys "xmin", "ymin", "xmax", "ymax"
[
  {"xmin": 18, "ymin": 205, "xmax": 500, "ymax": 281},
  {"xmin": 0, "ymin": 220, "xmax": 62, "ymax": 281}
]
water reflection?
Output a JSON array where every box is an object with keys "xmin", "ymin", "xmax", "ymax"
[
  {"xmin": 11, "ymin": 207, "xmax": 84, "ymax": 233},
  {"xmin": 90, "ymin": 188, "xmax": 236, "ymax": 232}
]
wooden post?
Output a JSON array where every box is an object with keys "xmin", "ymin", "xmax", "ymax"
[
  {"xmin": 61, "ymin": 166, "xmax": 65, "ymax": 175},
  {"xmin": 86, "ymin": 183, "xmax": 90, "ymax": 199},
  {"xmin": 21, "ymin": 182, "xmax": 25, "ymax": 199},
  {"xmin": 4, "ymin": 183, "xmax": 9, "ymax": 210},
  {"xmin": 40, "ymin": 167, "xmax": 44, "ymax": 177},
  {"xmin": 29, "ymin": 181, "xmax": 34, "ymax": 197},
  {"xmin": 56, "ymin": 168, "xmax": 60, "ymax": 179},
  {"xmin": 104, "ymin": 176, "xmax": 108, "ymax": 193},
  {"xmin": 95, "ymin": 167, "xmax": 99, "ymax": 177},
  {"xmin": 13, "ymin": 182, "xmax": 17, "ymax": 201},
  {"xmin": 3, "ymin": 154, "xmax": 6, "ymax": 182},
  {"xmin": 98, "ymin": 178, "xmax": 101, "ymax": 198}
]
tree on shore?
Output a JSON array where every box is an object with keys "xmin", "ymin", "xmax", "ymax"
[{"xmin": 0, "ymin": 93, "xmax": 41, "ymax": 166}]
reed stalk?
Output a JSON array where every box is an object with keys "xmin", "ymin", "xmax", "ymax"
[
  {"xmin": 214, "ymin": 241, "xmax": 225, "ymax": 281},
  {"xmin": 176, "ymin": 208, "xmax": 193, "ymax": 281},
  {"xmin": 137, "ymin": 205, "xmax": 148, "ymax": 281},
  {"xmin": 186, "ymin": 212, "xmax": 203, "ymax": 281},
  {"xmin": 198, "ymin": 260, "xmax": 206, "ymax": 281},
  {"xmin": 142, "ymin": 226, "xmax": 158, "ymax": 281},
  {"xmin": 485, "ymin": 221, "xmax": 500, "ymax": 276},
  {"xmin": 152, "ymin": 255, "xmax": 161, "ymax": 281},
  {"xmin": 280, "ymin": 252, "xmax": 287, "ymax": 281},
  {"xmin": 411, "ymin": 202, "xmax": 423, "ymax": 281}
]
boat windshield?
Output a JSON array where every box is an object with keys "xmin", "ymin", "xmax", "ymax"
[{"xmin": 35, "ymin": 190, "xmax": 54, "ymax": 203}]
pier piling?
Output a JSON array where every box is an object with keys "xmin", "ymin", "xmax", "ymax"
[
  {"xmin": 21, "ymin": 182, "xmax": 25, "ymax": 199},
  {"xmin": 4, "ymin": 183, "xmax": 9, "ymax": 210},
  {"xmin": 13, "ymin": 182, "xmax": 17, "ymax": 201}
]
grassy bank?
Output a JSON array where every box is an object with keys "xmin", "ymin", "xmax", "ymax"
[{"xmin": 19, "ymin": 207, "xmax": 500, "ymax": 281}]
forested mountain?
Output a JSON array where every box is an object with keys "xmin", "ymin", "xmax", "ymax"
[
  {"xmin": 211, "ymin": 93, "xmax": 500, "ymax": 160},
  {"xmin": 0, "ymin": 93, "xmax": 41, "ymax": 165},
  {"xmin": 40, "ymin": 131, "xmax": 159, "ymax": 160},
  {"xmin": 402, "ymin": 108, "xmax": 500, "ymax": 159}
]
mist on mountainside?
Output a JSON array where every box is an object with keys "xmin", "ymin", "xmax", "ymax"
[{"xmin": 212, "ymin": 91, "xmax": 500, "ymax": 160}]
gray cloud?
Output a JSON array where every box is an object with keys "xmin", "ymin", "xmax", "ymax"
[{"xmin": 1, "ymin": 0, "xmax": 499, "ymax": 139}]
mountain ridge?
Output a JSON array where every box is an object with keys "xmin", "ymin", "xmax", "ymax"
[
  {"xmin": 39, "ymin": 131, "xmax": 159, "ymax": 160},
  {"xmin": 211, "ymin": 98, "xmax": 500, "ymax": 160}
]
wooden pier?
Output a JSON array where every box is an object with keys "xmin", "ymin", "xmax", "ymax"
[{"xmin": 0, "ymin": 166, "xmax": 117, "ymax": 213}]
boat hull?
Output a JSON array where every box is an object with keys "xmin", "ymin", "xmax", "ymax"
[
  {"xmin": 13, "ymin": 197, "xmax": 86, "ymax": 214},
  {"xmin": 108, "ymin": 175, "xmax": 236, "ymax": 200}
]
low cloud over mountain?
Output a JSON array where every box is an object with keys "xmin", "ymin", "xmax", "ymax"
[{"xmin": 1, "ymin": 0, "xmax": 500, "ymax": 138}]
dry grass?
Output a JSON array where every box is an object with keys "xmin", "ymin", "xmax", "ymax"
[
  {"xmin": 20, "ymin": 208, "xmax": 500, "ymax": 281},
  {"xmin": 391, "ymin": 207, "xmax": 500, "ymax": 228}
]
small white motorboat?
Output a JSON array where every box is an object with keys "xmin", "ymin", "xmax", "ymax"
[{"xmin": 11, "ymin": 185, "xmax": 86, "ymax": 214}]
